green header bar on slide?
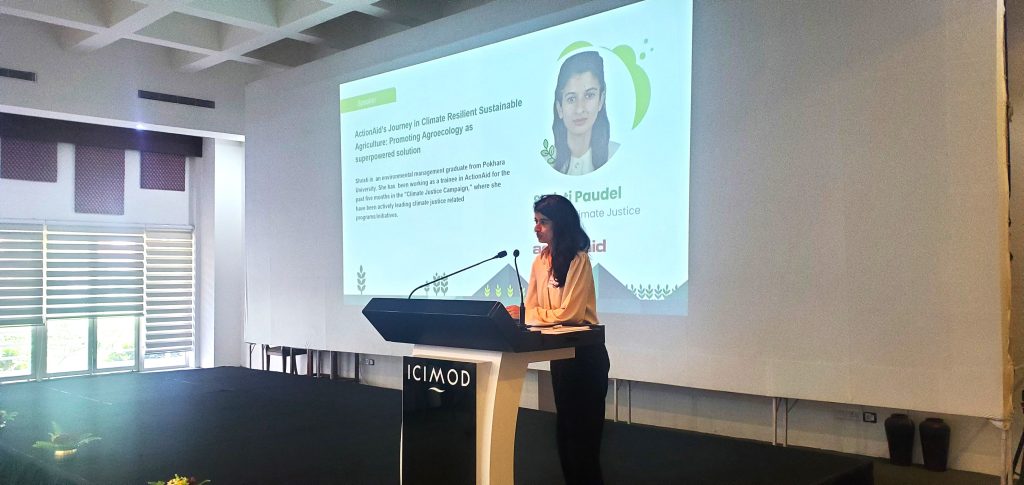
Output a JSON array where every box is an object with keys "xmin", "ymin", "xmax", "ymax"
[{"xmin": 341, "ymin": 88, "xmax": 397, "ymax": 113}]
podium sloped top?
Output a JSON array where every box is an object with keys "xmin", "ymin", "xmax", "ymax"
[{"xmin": 362, "ymin": 298, "xmax": 604, "ymax": 352}]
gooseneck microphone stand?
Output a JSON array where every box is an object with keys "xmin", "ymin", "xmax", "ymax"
[
  {"xmin": 512, "ymin": 249, "xmax": 526, "ymax": 327},
  {"xmin": 408, "ymin": 251, "xmax": 507, "ymax": 299}
]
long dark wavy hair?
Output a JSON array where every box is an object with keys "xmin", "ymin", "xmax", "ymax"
[
  {"xmin": 535, "ymin": 195, "xmax": 590, "ymax": 287},
  {"xmin": 552, "ymin": 51, "xmax": 610, "ymax": 174}
]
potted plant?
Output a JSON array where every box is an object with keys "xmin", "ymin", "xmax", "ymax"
[
  {"xmin": 32, "ymin": 422, "xmax": 101, "ymax": 461},
  {"xmin": 148, "ymin": 475, "xmax": 211, "ymax": 485},
  {"xmin": 0, "ymin": 410, "xmax": 16, "ymax": 429}
]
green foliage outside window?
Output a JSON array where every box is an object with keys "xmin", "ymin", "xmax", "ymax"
[{"xmin": 0, "ymin": 333, "xmax": 30, "ymax": 374}]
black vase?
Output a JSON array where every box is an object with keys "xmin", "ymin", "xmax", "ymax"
[
  {"xmin": 884, "ymin": 413, "xmax": 914, "ymax": 466},
  {"xmin": 919, "ymin": 418, "xmax": 951, "ymax": 472}
]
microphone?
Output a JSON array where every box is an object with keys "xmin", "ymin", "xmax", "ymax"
[
  {"xmin": 408, "ymin": 250, "xmax": 507, "ymax": 298},
  {"xmin": 512, "ymin": 249, "xmax": 525, "ymax": 327}
]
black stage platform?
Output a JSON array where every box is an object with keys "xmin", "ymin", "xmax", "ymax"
[{"xmin": 0, "ymin": 367, "xmax": 872, "ymax": 484}]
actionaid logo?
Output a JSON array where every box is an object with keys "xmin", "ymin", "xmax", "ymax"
[{"xmin": 407, "ymin": 364, "xmax": 472, "ymax": 387}]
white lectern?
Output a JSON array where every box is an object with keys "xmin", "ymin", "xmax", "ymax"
[{"xmin": 363, "ymin": 298, "xmax": 604, "ymax": 485}]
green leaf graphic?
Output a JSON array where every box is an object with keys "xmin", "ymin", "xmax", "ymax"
[
  {"xmin": 558, "ymin": 41, "xmax": 593, "ymax": 60},
  {"xmin": 356, "ymin": 265, "xmax": 367, "ymax": 295},
  {"xmin": 432, "ymin": 273, "xmax": 444, "ymax": 296},
  {"xmin": 540, "ymin": 139, "xmax": 557, "ymax": 165},
  {"xmin": 611, "ymin": 45, "xmax": 651, "ymax": 129}
]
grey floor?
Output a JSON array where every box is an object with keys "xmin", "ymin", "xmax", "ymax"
[{"xmin": 873, "ymin": 458, "xmax": 1000, "ymax": 485}]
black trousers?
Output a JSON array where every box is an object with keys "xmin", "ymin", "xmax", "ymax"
[{"xmin": 550, "ymin": 343, "xmax": 610, "ymax": 485}]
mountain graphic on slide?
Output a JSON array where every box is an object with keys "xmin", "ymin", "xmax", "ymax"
[
  {"xmin": 469, "ymin": 263, "xmax": 688, "ymax": 316},
  {"xmin": 594, "ymin": 263, "xmax": 688, "ymax": 316},
  {"xmin": 472, "ymin": 264, "xmax": 529, "ymax": 305}
]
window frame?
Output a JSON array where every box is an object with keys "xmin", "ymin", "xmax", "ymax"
[{"xmin": 0, "ymin": 220, "xmax": 195, "ymax": 382}]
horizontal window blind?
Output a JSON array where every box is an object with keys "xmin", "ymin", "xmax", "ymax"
[
  {"xmin": 45, "ymin": 226, "xmax": 145, "ymax": 319},
  {"xmin": 143, "ymin": 229, "xmax": 194, "ymax": 355},
  {"xmin": 0, "ymin": 223, "xmax": 195, "ymax": 356},
  {"xmin": 0, "ymin": 224, "xmax": 44, "ymax": 326}
]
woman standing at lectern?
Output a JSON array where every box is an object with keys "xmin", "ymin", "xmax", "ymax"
[{"xmin": 506, "ymin": 194, "xmax": 610, "ymax": 485}]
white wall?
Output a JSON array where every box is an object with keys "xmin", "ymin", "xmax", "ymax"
[
  {"xmin": 1, "ymin": 0, "xmax": 1010, "ymax": 477},
  {"xmin": 0, "ymin": 141, "xmax": 190, "ymax": 226},
  {"xmin": 0, "ymin": 14, "xmax": 266, "ymax": 138},
  {"xmin": 213, "ymin": 139, "xmax": 245, "ymax": 367},
  {"xmin": 243, "ymin": 0, "xmax": 1010, "ymax": 475},
  {"xmin": 246, "ymin": 0, "xmax": 1008, "ymax": 418},
  {"xmin": 193, "ymin": 138, "xmax": 246, "ymax": 368},
  {"xmin": 0, "ymin": 12, "xmax": 252, "ymax": 369},
  {"xmin": 0, "ymin": 135, "xmax": 212, "ymax": 365},
  {"xmin": 194, "ymin": 138, "xmax": 216, "ymax": 367}
]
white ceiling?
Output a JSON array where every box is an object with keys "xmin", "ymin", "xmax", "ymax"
[{"xmin": 0, "ymin": 0, "xmax": 492, "ymax": 73}]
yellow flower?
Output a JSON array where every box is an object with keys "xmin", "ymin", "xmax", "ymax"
[{"xmin": 167, "ymin": 476, "xmax": 189, "ymax": 485}]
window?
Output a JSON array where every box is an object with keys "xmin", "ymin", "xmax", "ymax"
[
  {"xmin": 45, "ymin": 318, "xmax": 89, "ymax": 374},
  {"xmin": 97, "ymin": 315, "xmax": 136, "ymax": 369},
  {"xmin": 144, "ymin": 351, "xmax": 189, "ymax": 370},
  {"xmin": 0, "ymin": 223, "xmax": 194, "ymax": 380},
  {"xmin": 0, "ymin": 326, "xmax": 32, "ymax": 379},
  {"xmin": 0, "ymin": 224, "xmax": 43, "ymax": 327},
  {"xmin": 142, "ymin": 229, "xmax": 195, "ymax": 357}
]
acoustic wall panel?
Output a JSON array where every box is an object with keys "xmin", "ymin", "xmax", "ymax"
[
  {"xmin": 0, "ymin": 137, "xmax": 58, "ymax": 182},
  {"xmin": 140, "ymin": 151, "xmax": 186, "ymax": 192},
  {"xmin": 74, "ymin": 145, "xmax": 125, "ymax": 215}
]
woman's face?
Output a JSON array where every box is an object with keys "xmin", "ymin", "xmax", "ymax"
[
  {"xmin": 534, "ymin": 211, "xmax": 554, "ymax": 245},
  {"xmin": 556, "ymin": 71, "xmax": 605, "ymax": 138}
]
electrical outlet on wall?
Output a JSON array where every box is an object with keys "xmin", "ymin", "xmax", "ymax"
[
  {"xmin": 862, "ymin": 411, "xmax": 877, "ymax": 423},
  {"xmin": 363, "ymin": 358, "xmax": 375, "ymax": 365}
]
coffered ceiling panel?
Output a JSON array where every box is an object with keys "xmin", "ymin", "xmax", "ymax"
[{"xmin": 0, "ymin": 0, "xmax": 494, "ymax": 73}]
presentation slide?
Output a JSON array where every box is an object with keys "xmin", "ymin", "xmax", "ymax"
[{"xmin": 340, "ymin": 0, "xmax": 691, "ymax": 316}]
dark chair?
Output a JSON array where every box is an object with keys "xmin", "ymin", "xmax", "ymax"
[{"xmin": 264, "ymin": 346, "xmax": 310, "ymax": 375}]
